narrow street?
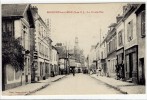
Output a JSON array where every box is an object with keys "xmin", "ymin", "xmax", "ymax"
[
  {"xmin": 2, "ymin": 3, "xmax": 146, "ymax": 99},
  {"xmin": 31, "ymin": 73, "xmax": 122, "ymax": 95}
]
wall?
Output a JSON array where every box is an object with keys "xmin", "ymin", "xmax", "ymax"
[
  {"xmin": 137, "ymin": 9, "xmax": 145, "ymax": 84},
  {"xmin": 59, "ymin": 59, "xmax": 65, "ymax": 69},
  {"xmin": 106, "ymin": 52, "xmax": 117, "ymax": 78},
  {"xmin": 116, "ymin": 21, "xmax": 124, "ymax": 50},
  {"xmin": 124, "ymin": 13, "xmax": 137, "ymax": 50},
  {"xmin": 5, "ymin": 64, "xmax": 22, "ymax": 90}
]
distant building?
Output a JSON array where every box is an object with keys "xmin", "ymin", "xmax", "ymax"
[
  {"xmin": 51, "ymin": 46, "xmax": 59, "ymax": 76},
  {"xmin": 95, "ymin": 42, "xmax": 100, "ymax": 70},
  {"xmin": 115, "ymin": 14, "xmax": 125, "ymax": 80},
  {"xmin": 55, "ymin": 43, "xmax": 68, "ymax": 74},
  {"xmin": 106, "ymin": 23, "xmax": 117, "ymax": 78},
  {"xmin": 88, "ymin": 45, "xmax": 97, "ymax": 72},
  {"xmin": 99, "ymin": 38, "xmax": 107, "ymax": 76}
]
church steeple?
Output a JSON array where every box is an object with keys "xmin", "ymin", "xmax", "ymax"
[{"xmin": 75, "ymin": 37, "xmax": 78, "ymax": 47}]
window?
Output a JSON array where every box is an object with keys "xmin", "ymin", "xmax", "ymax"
[
  {"xmin": 127, "ymin": 20, "xmax": 133, "ymax": 42},
  {"xmin": 38, "ymin": 23, "xmax": 41, "ymax": 35},
  {"xmin": 101, "ymin": 52, "xmax": 103, "ymax": 59},
  {"xmin": 107, "ymin": 43, "xmax": 110, "ymax": 53},
  {"xmin": 40, "ymin": 27, "xmax": 43, "ymax": 38},
  {"xmin": 141, "ymin": 10, "xmax": 145, "ymax": 37},
  {"xmin": 109, "ymin": 41, "xmax": 111, "ymax": 52},
  {"xmin": 2, "ymin": 21, "xmax": 13, "ymax": 37},
  {"xmin": 118, "ymin": 30, "xmax": 123, "ymax": 46},
  {"xmin": 44, "ymin": 30, "xmax": 46, "ymax": 38},
  {"xmin": 39, "ymin": 43, "xmax": 41, "ymax": 53}
]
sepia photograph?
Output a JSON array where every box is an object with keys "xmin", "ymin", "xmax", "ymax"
[{"xmin": 1, "ymin": 0, "xmax": 146, "ymax": 99}]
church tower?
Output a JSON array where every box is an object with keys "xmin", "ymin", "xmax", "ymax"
[{"xmin": 74, "ymin": 37, "xmax": 79, "ymax": 62}]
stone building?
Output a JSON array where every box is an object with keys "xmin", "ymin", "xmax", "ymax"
[
  {"xmin": 2, "ymin": 4, "xmax": 35, "ymax": 90},
  {"xmin": 115, "ymin": 14, "xmax": 125, "ymax": 80},
  {"xmin": 106, "ymin": 23, "xmax": 117, "ymax": 78},
  {"xmin": 99, "ymin": 38, "xmax": 107, "ymax": 76},
  {"xmin": 123, "ymin": 4, "xmax": 139, "ymax": 83},
  {"xmin": 55, "ymin": 43, "xmax": 68, "ymax": 74},
  {"xmin": 135, "ymin": 4, "xmax": 145, "ymax": 84},
  {"xmin": 88, "ymin": 45, "xmax": 97, "ymax": 73},
  {"xmin": 51, "ymin": 46, "xmax": 59, "ymax": 76},
  {"xmin": 31, "ymin": 6, "xmax": 52, "ymax": 81}
]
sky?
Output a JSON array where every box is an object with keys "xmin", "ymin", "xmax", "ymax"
[{"xmin": 32, "ymin": 3, "xmax": 127, "ymax": 56}]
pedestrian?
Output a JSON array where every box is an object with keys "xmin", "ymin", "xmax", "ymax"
[
  {"xmin": 96, "ymin": 68, "xmax": 99, "ymax": 76},
  {"xmin": 98, "ymin": 67, "xmax": 101, "ymax": 76},
  {"xmin": 73, "ymin": 69, "xmax": 75, "ymax": 76},
  {"xmin": 115, "ymin": 65, "xmax": 120, "ymax": 80}
]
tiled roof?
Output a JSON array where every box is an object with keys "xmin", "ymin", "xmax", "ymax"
[{"xmin": 2, "ymin": 4, "xmax": 29, "ymax": 17}]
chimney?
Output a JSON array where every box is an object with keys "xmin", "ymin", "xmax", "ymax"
[
  {"xmin": 32, "ymin": 6, "xmax": 38, "ymax": 13},
  {"xmin": 123, "ymin": 5, "xmax": 128, "ymax": 15},
  {"xmin": 116, "ymin": 14, "xmax": 123, "ymax": 23}
]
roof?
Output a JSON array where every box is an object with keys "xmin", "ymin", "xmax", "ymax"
[
  {"xmin": 55, "ymin": 46, "xmax": 67, "ymax": 59},
  {"xmin": 2, "ymin": 4, "xmax": 29, "ymax": 17},
  {"xmin": 106, "ymin": 28, "xmax": 116, "ymax": 42},
  {"xmin": 108, "ymin": 23, "xmax": 117, "ymax": 28}
]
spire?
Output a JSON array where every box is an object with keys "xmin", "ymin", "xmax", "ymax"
[{"xmin": 75, "ymin": 36, "xmax": 78, "ymax": 45}]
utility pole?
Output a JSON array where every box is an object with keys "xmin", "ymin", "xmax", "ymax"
[{"xmin": 100, "ymin": 28, "xmax": 101, "ymax": 44}]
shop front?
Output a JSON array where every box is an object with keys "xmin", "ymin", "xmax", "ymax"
[
  {"xmin": 125, "ymin": 45, "xmax": 138, "ymax": 83},
  {"xmin": 116, "ymin": 48, "xmax": 125, "ymax": 80}
]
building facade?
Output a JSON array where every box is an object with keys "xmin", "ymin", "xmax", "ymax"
[
  {"xmin": 51, "ymin": 46, "xmax": 59, "ymax": 76},
  {"xmin": 31, "ymin": 6, "xmax": 52, "ymax": 81},
  {"xmin": 123, "ymin": 4, "xmax": 139, "ymax": 83},
  {"xmin": 99, "ymin": 38, "xmax": 107, "ymax": 76},
  {"xmin": 106, "ymin": 23, "xmax": 117, "ymax": 78},
  {"xmin": 2, "ymin": 4, "xmax": 35, "ymax": 90},
  {"xmin": 135, "ymin": 4, "xmax": 145, "ymax": 84},
  {"xmin": 116, "ymin": 14, "xmax": 125, "ymax": 80},
  {"xmin": 88, "ymin": 45, "xmax": 97, "ymax": 73},
  {"xmin": 55, "ymin": 43, "xmax": 68, "ymax": 75}
]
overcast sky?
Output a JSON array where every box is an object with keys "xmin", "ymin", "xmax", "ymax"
[{"xmin": 33, "ymin": 3, "xmax": 127, "ymax": 56}]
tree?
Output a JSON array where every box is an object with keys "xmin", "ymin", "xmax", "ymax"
[{"xmin": 2, "ymin": 36, "xmax": 24, "ymax": 71}]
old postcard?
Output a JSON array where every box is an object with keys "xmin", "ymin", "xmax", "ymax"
[{"xmin": 1, "ymin": 1, "xmax": 146, "ymax": 99}]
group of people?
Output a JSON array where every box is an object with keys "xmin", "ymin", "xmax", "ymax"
[
  {"xmin": 90, "ymin": 64, "xmax": 124, "ymax": 79},
  {"xmin": 96, "ymin": 67, "xmax": 103, "ymax": 76},
  {"xmin": 115, "ymin": 64, "xmax": 125, "ymax": 80},
  {"xmin": 89, "ymin": 67, "xmax": 104, "ymax": 76}
]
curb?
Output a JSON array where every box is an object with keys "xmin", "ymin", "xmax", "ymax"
[
  {"xmin": 90, "ymin": 75, "xmax": 128, "ymax": 94},
  {"xmin": 25, "ymin": 75, "xmax": 66, "ymax": 95}
]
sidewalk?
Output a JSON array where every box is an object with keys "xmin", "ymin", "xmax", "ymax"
[
  {"xmin": 2, "ymin": 75, "xmax": 66, "ymax": 96},
  {"xmin": 90, "ymin": 74, "xmax": 145, "ymax": 94}
]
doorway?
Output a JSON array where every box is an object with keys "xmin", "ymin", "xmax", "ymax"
[{"xmin": 139, "ymin": 58, "xmax": 145, "ymax": 84}]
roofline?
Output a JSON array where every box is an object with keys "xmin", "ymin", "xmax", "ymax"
[{"xmin": 23, "ymin": 4, "xmax": 30, "ymax": 17}]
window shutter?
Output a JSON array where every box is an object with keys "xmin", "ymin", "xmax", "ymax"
[{"xmin": 141, "ymin": 10, "xmax": 145, "ymax": 37}]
